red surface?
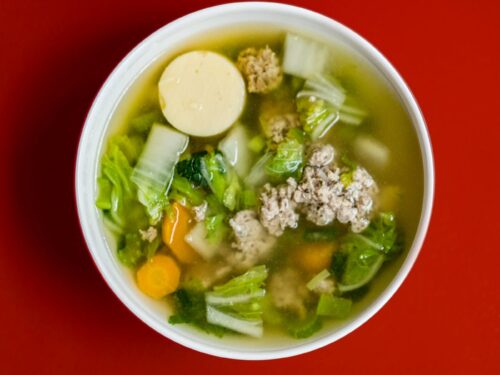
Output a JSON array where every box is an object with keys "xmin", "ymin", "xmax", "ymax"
[{"xmin": 0, "ymin": 0, "xmax": 499, "ymax": 373}]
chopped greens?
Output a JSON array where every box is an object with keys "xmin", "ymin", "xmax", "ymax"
[
  {"xmin": 287, "ymin": 316, "xmax": 323, "ymax": 339},
  {"xmin": 169, "ymin": 285, "xmax": 230, "ymax": 337},
  {"xmin": 316, "ymin": 294, "xmax": 352, "ymax": 318},
  {"xmin": 336, "ymin": 212, "xmax": 402, "ymax": 292},
  {"xmin": 200, "ymin": 150, "xmax": 242, "ymax": 211},
  {"xmin": 131, "ymin": 124, "xmax": 188, "ymax": 223},
  {"xmin": 205, "ymin": 266, "xmax": 268, "ymax": 337},
  {"xmin": 176, "ymin": 151, "xmax": 208, "ymax": 188},
  {"xmin": 265, "ymin": 128, "xmax": 305, "ymax": 181}
]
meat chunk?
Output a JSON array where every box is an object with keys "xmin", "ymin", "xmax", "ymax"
[
  {"xmin": 293, "ymin": 145, "xmax": 378, "ymax": 232},
  {"xmin": 268, "ymin": 268, "xmax": 310, "ymax": 319},
  {"xmin": 308, "ymin": 143, "xmax": 335, "ymax": 167},
  {"xmin": 237, "ymin": 46, "xmax": 283, "ymax": 94},
  {"xmin": 258, "ymin": 144, "xmax": 378, "ymax": 235},
  {"xmin": 259, "ymin": 179, "xmax": 300, "ymax": 236},
  {"xmin": 310, "ymin": 278, "xmax": 335, "ymax": 295},
  {"xmin": 192, "ymin": 201, "xmax": 208, "ymax": 222},
  {"xmin": 266, "ymin": 113, "xmax": 300, "ymax": 143},
  {"xmin": 228, "ymin": 210, "xmax": 276, "ymax": 271},
  {"xmin": 139, "ymin": 226, "xmax": 157, "ymax": 242}
]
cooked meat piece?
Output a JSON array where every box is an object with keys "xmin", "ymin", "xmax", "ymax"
[
  {"xmin": 310, "ymin": 278, "xmax": 336, "ymax": 295},
  {"xmin": 293, "ymin": 145, "xmax": 378, "ymax": 232},
  {"xmin": 192, "ymin": 201, "xmax": 208, "ymax": 222},
  {"xmin": 258, "ymin": 144, "xmax": 378, "ymax": 235},
  {"xmin": 269, "ymin": 268, "xmax": 310, "ymax": 319},
  {"xmin": 237, "ymin": 46, "xmax": 283, "ymax": 94},
  {"xmin": 266, "ymin": 113, "xmax": 300, "ymax": 143},
  {"xmin": 308, "ymin": 143, "xmax": 335, "ymax": 167},
  {"xmin": 228, "ymin": 210, "xmax": 276, "ymax": 271},
  {"xmin": 139, "ymin": 226, "xmax": 158, "ymax": 242},
  {"xmin": 259, "ymin": 179, "xmax": 300, "ymax": 236}
]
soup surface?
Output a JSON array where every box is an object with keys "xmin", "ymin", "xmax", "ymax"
[{"xmin": 96, "ymin": 26, "xmax": 423, "ymax": 339}]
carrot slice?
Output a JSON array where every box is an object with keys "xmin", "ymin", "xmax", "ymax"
[
  {"xmin": 162, "ymin": 202, "xmax": 199, "ymax": 264},
  {"xmin": 136, "ymin": 254, "xmax": 180, "ymax": 299},
  {"xmin": 293, "ymin": 242, "xmax": 336, "ymax": 274}
]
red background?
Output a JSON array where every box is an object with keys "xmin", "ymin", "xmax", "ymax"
[{"xmin": 1, "ymin": 0, "xmax": 499, "ymax": 373}]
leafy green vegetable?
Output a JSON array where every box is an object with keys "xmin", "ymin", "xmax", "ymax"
[
  {"xmin": 96, "ymin": 177, "xmax": 112, "ymax": 210},
  {"xmin": 248, "ymin": 135, "xmax": 266, "ymax": 154},
  {"xmin": 222, "ymin": 172, "xmax": 240, "ymax": 211},
  {"xmin": 117, "ymin": 233, "xmax": 144, "ymax": 267},
  {"xmin": 208, "ymin": 265, "xmax": 268, "ymax": 300},
  {"xmin": 204, "ymin": 266, "xmax": 268, "ymax": 337},
  {"xmin": 265, "ymin": 128, "xmax": 305, "ymax": 181},
  {"xmin": 335, "ymin": 212, "xmax": 402, "ymax": 292},
  {"xmin": 176, "ymin": 151, "xmax": 208, "ymax": 188},
  {"xmin": 169, "ymin": 285, "xmax": 229, "ymax": 337},
  {"xmin": 287, "ymin": 316, "xmax": 323, "ymax": 339},
  {"xmin": 296, "ymin": 74, "xmax": 348, "ymax": 140},
  {"xmin": 362, "ymin": 212, "xmax": 400, "ymax": 256},
  {"xmin": 297, "ymin": 96, "xmax": 338, "ymax": 141},
  {"xmin": 131, "ymin": 124, "xmax": 188, "ymax": 224},
  {"xmin": 170, "ymin": 175, "xmax": 205, "ymax": 206},
  {"xmin": 111, "ymin": 135, "xmax": 144, "ymax": 165},
  {"xmin": 342, "ymin": 284, "xmax": 370, "ymax": 302},
  {"xmin": 306, "ymin": 269, "xmax": 331, "ymax": 291},
  {"xmin": 316, "ymin": 294, "xmax": 352, "ymax": 318},
  {"xmin": 244, "ymin": 153, "xmax": 272, "ymax": 187},
  {"xmin": 330, "ymin": 251, "xmax": 348, "ymax": 281},
  {"xmin": 338, "ymin": 245, "xmax": 384, "ymax": 292},
  {"xmin": 339, "ymin": 154, "xmax": 358, "ymax": 188},
  {"xmin": 200, "ymin": 151, "xmax": 241, "ymax": 211},
  {"xmin": 240, "ymin": 189, "xmax": 258, "ymax": 209},
  {"xmin": 282, "ymin": 33, "xmax": 329, "ymax": 79},
  {"xmin": 129, "ymin": 110, "xmax": 164, "ymax": 135},
  {"xmin": 99, "ymin": 139, "xmax": 148, "ymax": 231},
  {"xmin": 205, "ymin": 214, "xmax": 230, "ymax": 245},
  {"xmin": 116, "ymin": 229, "xmax": 161, "ymax": 267}
]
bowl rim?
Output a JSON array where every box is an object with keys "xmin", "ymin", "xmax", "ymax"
[{"xmin": 75, "ymin": 1, "xmax": 434, "ymax": 360}]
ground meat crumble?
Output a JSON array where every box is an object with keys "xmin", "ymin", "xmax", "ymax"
[
  {"xmin": 192, "ymin": 201, "xmax": 208, "ymax": 222},
  {"xmin": 139, "ymin": 226, "xmax": 157, "ymax": 243},
  {"xmin": 236, "ymin": 46, "xmax": 283, "ymax": 94},
  {"xmin": 266, "ymin": 113, "xmax": 300, "ymax": 143},
  {"xmin": 228, "ymin": 210, "xmax": 276, "ymax": 271},
  {"xmin": 268, "ymin": 268, "xmax": 310, "ymax": 319},
  {"xmin": 259, "ymin": 144, "xmax": 378, "ymax": 235},
  {"xmin": 259, "ymin": 180, "xmax": 300, "ymax": 236}
]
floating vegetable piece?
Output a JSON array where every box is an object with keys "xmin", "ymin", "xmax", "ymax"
[
  {"xmin": 131, "ymin": 124, "xmax": 188, "ymax": 223},
  {"xmin": 137, "ymin": 254, "xmax": 180, "ymax": 299},
  {"xmin": 158, "ymin": 51, "xmax": 246, "ymax": 137},
  {"xmin": 162, "ymin": 202, "xmax": 199, "ymax": 264}
]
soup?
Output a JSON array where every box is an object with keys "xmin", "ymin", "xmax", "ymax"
[{"xmin": 96, "ymin": 27, "xmax": 423, "ymax": 339}]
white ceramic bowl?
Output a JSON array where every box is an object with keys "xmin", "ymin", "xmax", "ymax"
[{"xmin": 75, "ymin": 2, "xmax": 434, "ymax": 360}]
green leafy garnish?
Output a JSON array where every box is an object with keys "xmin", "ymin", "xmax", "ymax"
[
  {"xmin": 116, "ymin": 231, "xmax": 160, "ymax": 267},
  {"xmin": 169, "ymin": 285, "xmax": 229, "ymax": 337},
  {"xmin": 265, "ymin": 128, "xmax": 305, "ymax": 181},
  {"xmin": 170, "ymin": 175, "xmax": 205, "ymax": 206},
  {"xmin": 336, "ymin": 212, "xmax": 402, "ymax": 292},
  {"xmin": 200, "ymin": 151, "xmax": 241, "ymax": 211},
  {"xmin": 316, "ymin": 294, "xmax": 352, "ymax": 318},
  {"xmin": 204, "ymin": 266, "xmax": 269, "ymax": 337},
  {"xmin": 287, "ymin": 316, "xmax": 323, "ymax": 339},
  {"xmin": 205, "ymin": 214, "xmax": 230, "ymax": 245},
  {"xmin": 176, "ymin": 151, "xmax": 209, "ymax": 188}
]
